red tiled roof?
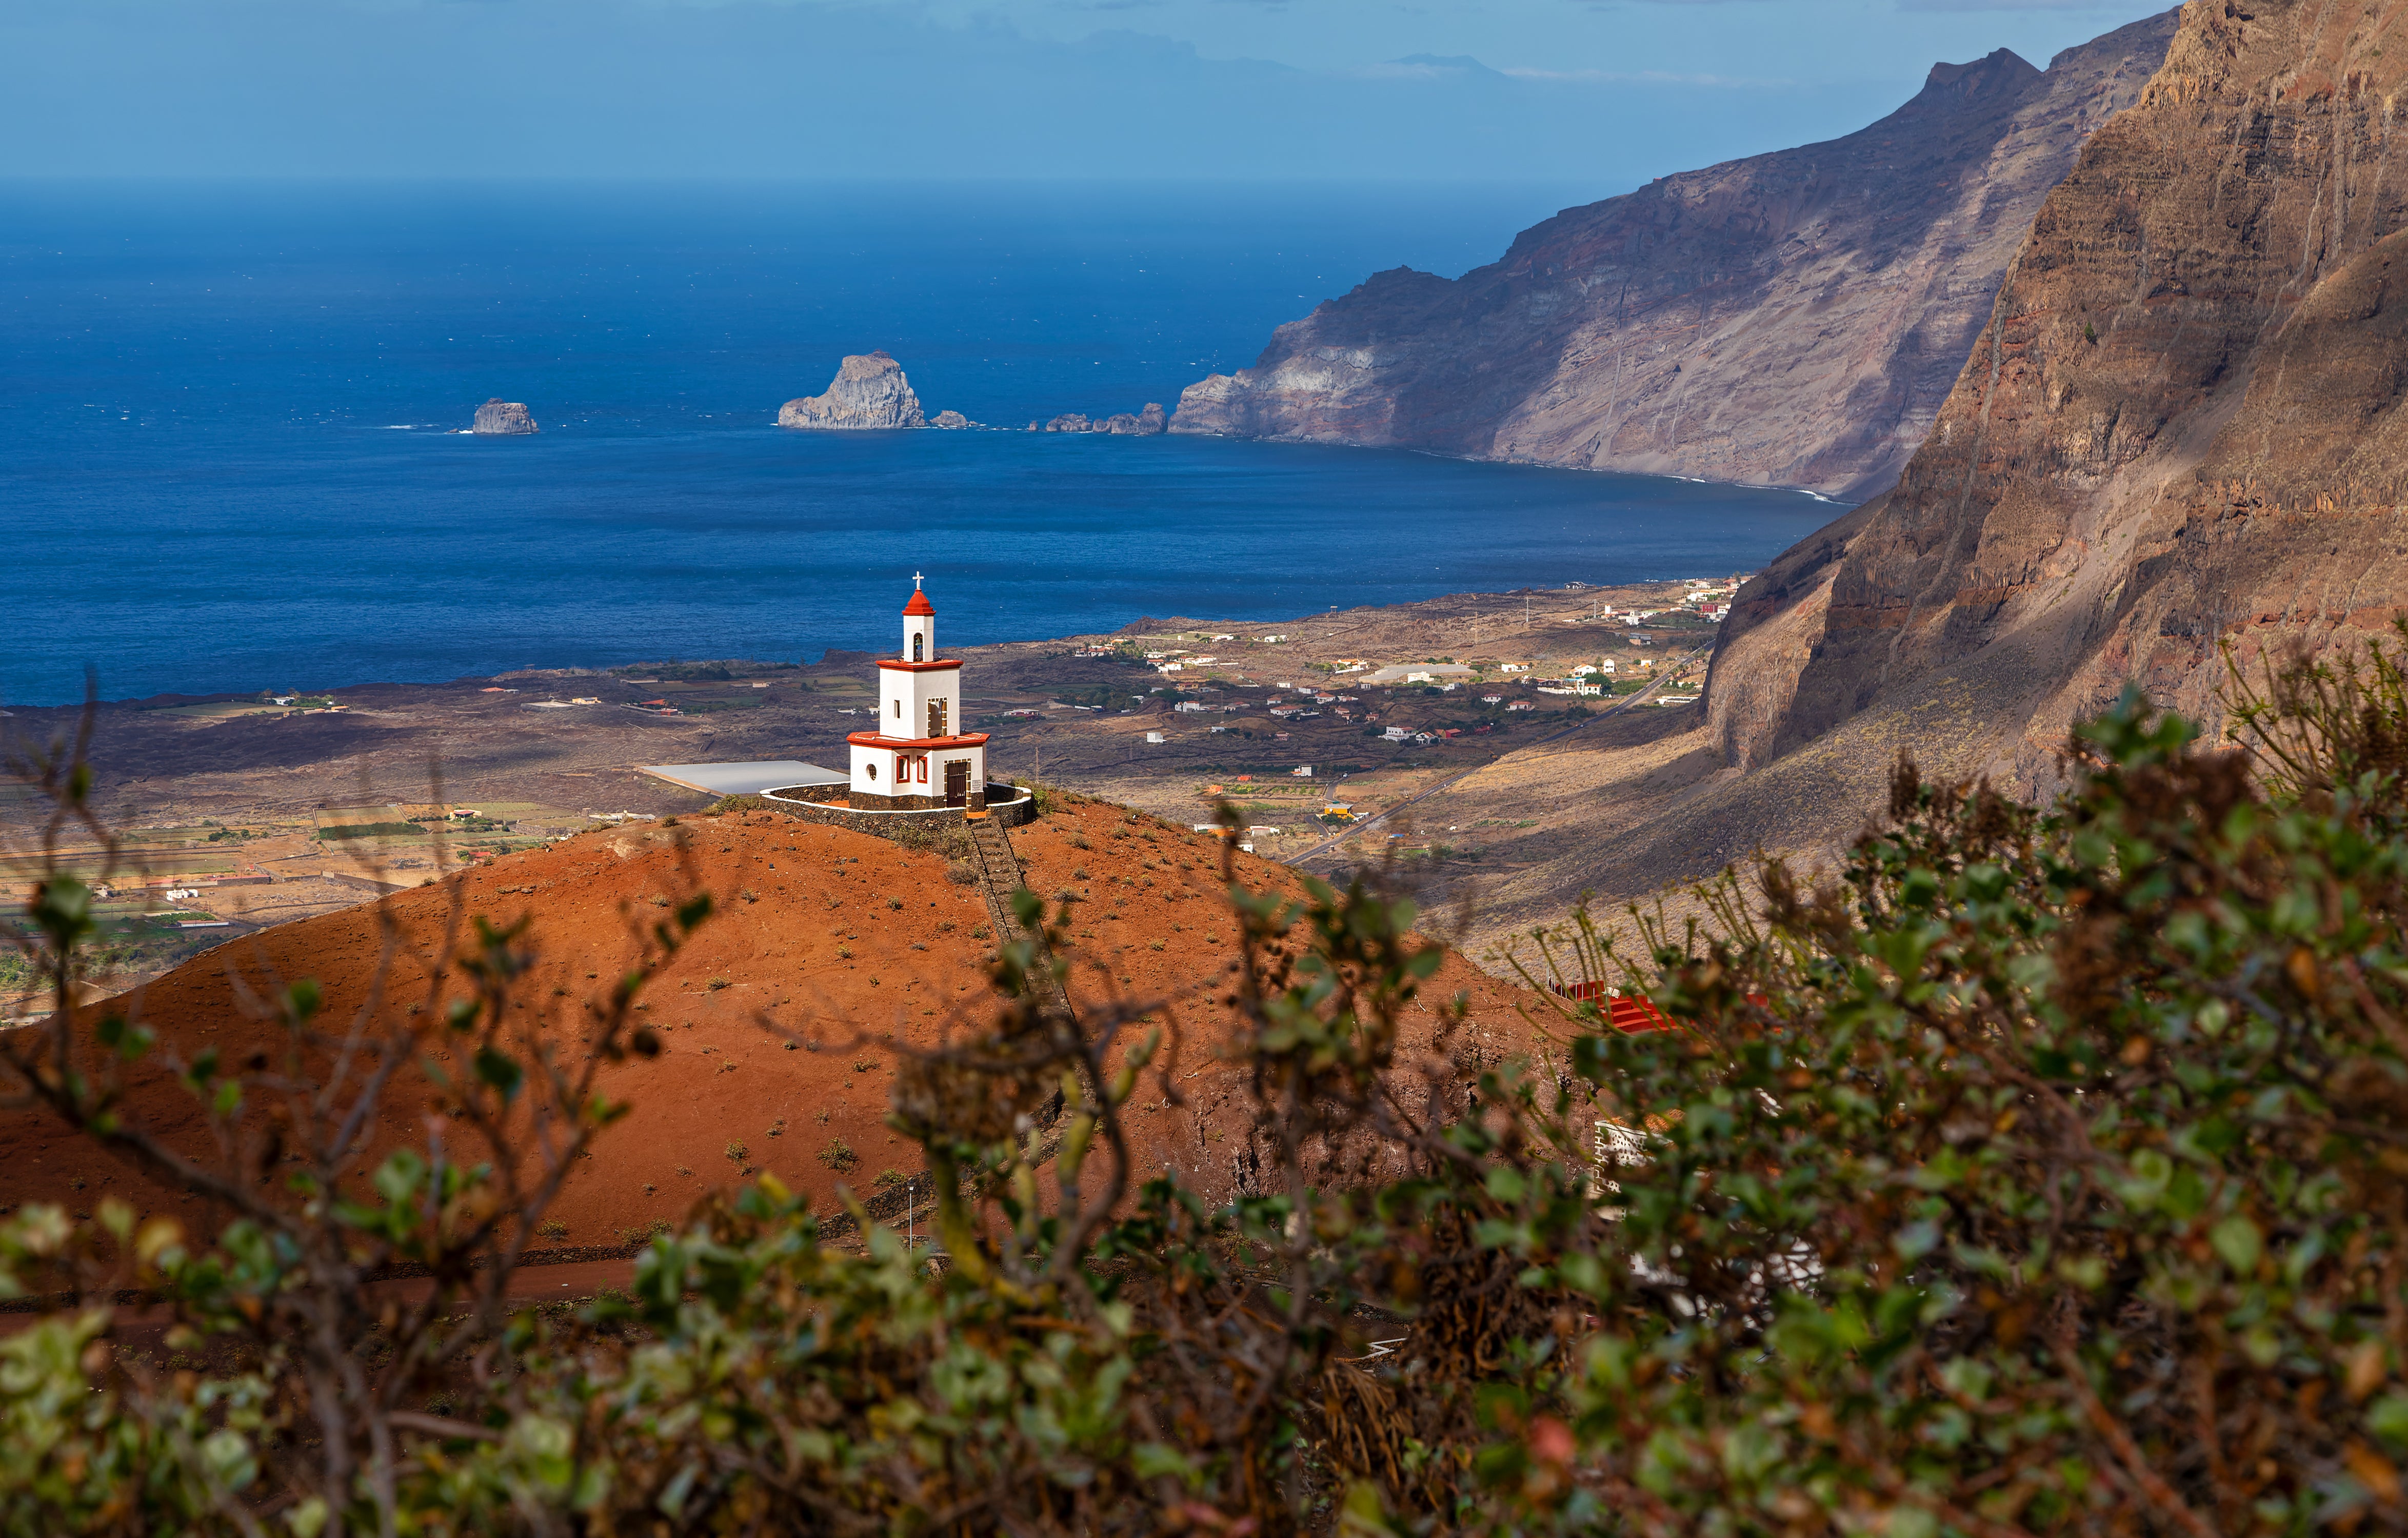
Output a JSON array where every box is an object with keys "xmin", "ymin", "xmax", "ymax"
[
  {"xmin": 903, "ymin": 588, "xmax": 935, "ymax": 616},
  {"xmin": 1549, "ymin": 980, "xmax": 1672, "ymax": 1033}
]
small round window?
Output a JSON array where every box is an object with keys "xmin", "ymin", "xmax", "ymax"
[{"xmin": 866, "ymin": 762, "xmax": 879, "ymax": 780}]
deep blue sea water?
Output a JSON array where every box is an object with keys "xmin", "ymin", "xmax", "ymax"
[{"xmin": 1, "ymin": 181, "xmax": 1843, "ymax": 706}]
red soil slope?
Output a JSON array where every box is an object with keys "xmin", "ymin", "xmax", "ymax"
[{"xmin": 0, "ymin": 801, "xmax": 1546, "ymax": 1252}]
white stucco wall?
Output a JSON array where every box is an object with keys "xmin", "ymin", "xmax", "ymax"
[
  {"xmin": 848, "ymin": 739, "xmax": 984, "ymax": 800},
  {"xmin": 878, "ymin": 662, "xmax": 962, "ymax": 740}
]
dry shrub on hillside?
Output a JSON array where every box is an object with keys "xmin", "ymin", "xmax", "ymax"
[
  {"xmin": 0, "ymin": 711, "xmax": 712, "ymax": 1537},
  {"xmin": 10, "ymin": 644, "xmax": 2408, "ymax": 1535}
]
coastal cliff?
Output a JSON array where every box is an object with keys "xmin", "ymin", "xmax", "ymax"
[
  {"xmin": 779, "ymin": 351, "xmax": 927, "ymax": 429},
  {"xmin": 1172, "ymin": 11, "xmax": 2176, "ymax": 500},
  {"xmin": 471, "ymin": 399, "xmax": 537, "ymax": 435},
  {"xmin": 1709, "ymin": 0, "xmax": 2408, "ymax": 793}
]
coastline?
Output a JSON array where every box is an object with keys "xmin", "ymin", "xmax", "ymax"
[
  {"xmin": 2, "ymin": 576, "xmax": 1728, "ymax": 1007},
  {"xmin": 2, "ymin": 435, "xmax": 1832, "ymax": 710}
]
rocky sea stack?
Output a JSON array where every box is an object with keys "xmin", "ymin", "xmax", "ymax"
[
  {"xmin": 1039, "ymin": 403, "xmax": 1167, "ymax": 436},
  {"xmin": 471, "ymin": 399, "xmax": 538, "ymax": 435},
  {"xmin": 779, "ymin": 351, "xmax": 927, "ymax": 430}
]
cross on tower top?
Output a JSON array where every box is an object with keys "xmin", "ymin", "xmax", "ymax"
[{"xmin": 913, "ymin": 570, "xmax": 924, "ymax": 590}]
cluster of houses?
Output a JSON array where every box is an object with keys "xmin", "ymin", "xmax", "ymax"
[
  {"xmin": 1079, "ymin": 649, "xmax": 1667, "ymax": 727},
  {"xmin": 1145, "ymin": 639, "xmax": 1300, "ymax": 673},
  {"xmin": 1531, "ymin": 657, "xmax": 1658, "ymax": 697},
  {"xmin": 1581, "ymin": 575, "xmax": 1744, "ymax": 627},
  {"xmin": 1081, "ymin": 595, "xmax": 1734, "ymax": 751}
]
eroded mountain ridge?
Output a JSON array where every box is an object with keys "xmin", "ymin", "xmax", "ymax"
[
  {"xmin": 1710, "ymin": 0, "xmax": 2408, "ymax": 797},
  {"xmin": 1173, "ymin": 11, "xmax": 2179, "ymax": 501}
]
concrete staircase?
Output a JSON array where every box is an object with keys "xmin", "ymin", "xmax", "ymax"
[{"xmin": 963, "ymin": 816, "xmax": 1076, "ymax": 1024}]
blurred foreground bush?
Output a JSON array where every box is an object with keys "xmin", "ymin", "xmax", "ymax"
[{"xmin": 9, "ymin": 638, "xmax": 2408, "ymax": 1535}]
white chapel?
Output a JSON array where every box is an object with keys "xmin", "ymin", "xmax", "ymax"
[{"xmin": 846, "ymin": 576, "xmax": 990, "ymax": 810}]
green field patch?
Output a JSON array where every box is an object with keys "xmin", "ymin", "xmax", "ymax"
[
  {"xmin": 122, "ymin": 824, "xmax": 268, "ymax": 847},
  {"xmin": 132, "ymin": 855, "xmax": 240, "ymax": 875},
  {"xmin": 677, "ymin": 697, "xmax": 767, "ymax": 715},
  {"xmin": 1046, "ymin": 684, "xmax": 1128, "ymax": 709},
  {"xmin": 148, "ymin": 696, "xmax": 335, "ymax": 719},
  {"xmin": 613, "ymin": 661, "xmax": 775, "ymax": 683},
  {"xmin": 0, "ymin": 852, "xmax": 235, "ymax": 879},
  {"xmin": 424, "ymin": 815, "xmax": 508, "ymax": 834},
  {"xmin": 0, "ymin": 858, "xmax": 112, "ymax": 881},
  {"xmin": 146, "ymin": 703, "xmax": 277, "ymax": 719},
  {"xmin": 321, "ymin": 823, "xmax": 428, "ymax": 840}
]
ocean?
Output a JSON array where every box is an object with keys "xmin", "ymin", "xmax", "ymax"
[{"xmin": 1, "ymin": 181, "xmax": 1842, "ymax": 707}]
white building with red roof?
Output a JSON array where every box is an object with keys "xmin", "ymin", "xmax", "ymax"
[{"xmin": 846, "ymin": 575, "xmax": 991, "ymax": 811}]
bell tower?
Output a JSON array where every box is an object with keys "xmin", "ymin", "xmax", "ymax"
[
  {"xmin": 904, "ymin": 571, "xmax": 934, "ymax": 662},
  {"xmin": 846, "ymin": 575, "xmax": 990, "ymax": 812}
]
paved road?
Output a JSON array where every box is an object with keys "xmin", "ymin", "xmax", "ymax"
[{"xmin": 1287, "ymin": 654, "xmax": 1705, "ymax": 872}]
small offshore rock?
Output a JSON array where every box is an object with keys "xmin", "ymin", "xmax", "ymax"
[
  {"xmin": 472, "ymin": 399, "xmax": 538, "ymax": 435},
  {"xmin": 779, "ymin": 351, "xmax": 927, "ymax": 429},
  {"xmin": 931, "ymin": 410, "xmax": 978, "ymax": 429},
  {"xmin": 1043, "ymin": 403, "xmax": 1167, "ymax": 436}
]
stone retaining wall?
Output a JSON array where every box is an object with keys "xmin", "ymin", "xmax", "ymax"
[{"xmin": 760, "ymin": 782, "xmax": 1035, "ymax": 837}]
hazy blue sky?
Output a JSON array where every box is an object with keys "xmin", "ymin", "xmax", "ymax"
[{"xmin": 3, "ymin": 0, "xmax": 2176, "ymax": 183}]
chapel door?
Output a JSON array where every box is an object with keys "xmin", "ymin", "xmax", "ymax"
[{"xmin": 944, "ymin": 760, "xmax": 968, "ymax": 808}]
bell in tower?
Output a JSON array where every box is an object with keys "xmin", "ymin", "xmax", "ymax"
[{"xmin": 904, "ymin": 571, "xmax": 934, "ymax": 662}]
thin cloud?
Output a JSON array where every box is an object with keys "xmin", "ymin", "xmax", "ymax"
[
  {"xmin": 1567, "ymin": 1, "xmax": 1785, "ymax": 12},
  {"xmin": 1899, "ymin": 0, "xmax": 2117, "ymax": 9},
  {"xmin": 1349, "ymin": 60, "xmax": 1463, "ymax": 78},
  {"xmin": 1499, "ymin": 66, "xmax": 1794, "ymax": 86}
]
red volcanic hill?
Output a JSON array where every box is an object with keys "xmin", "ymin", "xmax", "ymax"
[{"xmin": 0, "ymin": 800, "xmax": 1546, "ymax": 1252}]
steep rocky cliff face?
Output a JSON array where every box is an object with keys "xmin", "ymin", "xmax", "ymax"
[
  {"xmin": 1172, "ymin": 12, "xmax": 2176, "ymax": 500},
  {"xmin": 1710, "ymin": 0, "xmax": 2408, "ymax": 789},
  {"xmin": 779, "ymin": 351, "xmax": 927, "ymax": 429}
]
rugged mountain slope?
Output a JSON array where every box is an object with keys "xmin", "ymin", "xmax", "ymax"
[
  {"xmin": 1710, "ymin": 0, "xmax": 2408, "ymax": 790},
  {"xmin": 0, "ymin": 802, "xmax": 1540, "ymax": 1249},
  {"xmin": 1171, "ymin": 12, "xmax": 2177, "ymax": 501}
]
